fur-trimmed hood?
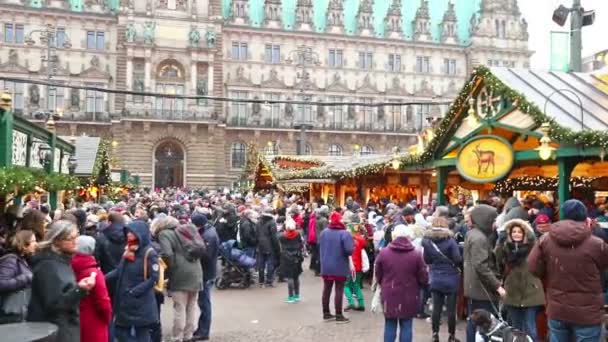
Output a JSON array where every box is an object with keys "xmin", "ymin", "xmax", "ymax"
[
  {"xmin": 423, "ymin": 227, "xmax": 454, "ymax": 241},
  {"xmin": 503, "ymin": 218, "xmax": 535, "ymax": 243}
]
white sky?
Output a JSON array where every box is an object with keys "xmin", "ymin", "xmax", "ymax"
[{"xmin": 520, "ymin": 0, "xmax": 608, "ymax": 69}]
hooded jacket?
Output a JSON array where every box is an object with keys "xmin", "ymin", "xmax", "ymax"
[
  {"xmin": 319, "ymin": 222, "xmax": 354, "ymax": 279},
  {"xmin": 71, "ymin": 253, "xmax": 111, "ymax": 342},
  {"xmin": 464, "ymin": 204, "xmax": 500, "ymax": 301},
  {"xmin": 95, "ymin": 222, "xmax": 126, "ymax": 275},
  {"xmin": 375, "ymin": 237, "xmax": 429, "ymax": 319},
  {"xmin": 27, "ymin": 250, "xmax": 88, "ymax": 342},
  {"xmin": 494, "ymin": 219, "xmax": 544, "ymax": 308},
  {"xmin": 157, "ymin": 220, "xmax": 203, "ymax": 292},
  {"xmin": 528, "ymin": 219, "xmax": 608, "ymax": 325},
  {"xmin": 422, "ymin": 228, "xmax": 461, "ymax": 293},
  {"xmin": 278, "ymin": 231, "xmax": 303, "ymax": 278},
  {"xmin": 256, "ymin": 214, "xmax": 280, "ymax": 255},
  {"xmin": 239, "ymin": 216, "xmax": 257, "ymax": 249},
  {"xmin": 106, "ymin": 221, "xmax": 159, "ymax": 328}
]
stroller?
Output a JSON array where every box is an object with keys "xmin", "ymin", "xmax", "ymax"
[{"xmin": 215, "ymin": 240, "xmax": 256, "ymax": 289}]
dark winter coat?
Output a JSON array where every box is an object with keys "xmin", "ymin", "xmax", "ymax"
[
  {"xmin": 199, "ymin": 224, "xmax": 219, "ymax": 282},
  {"xmin": 528, "ymin": 220, "xmax": 608, "ymax": 325},
  {"xmin": 256, "ymin": 215, "xmax": 280, "ymax": 256},
  {"xmin": 216, "ymin": 211, "xmax": 238, "ymax": 243},
  {"xmin": 421, "ymin": 228, "xmax": 461, "ymax": 293},
  {"xmin": 27, "ymin": 250, "xmax": 87, "ymax": 342},
  {"xmin": 464, "ymin": 204, "xmax": 500, "ymax": 301},
  {"xmin": 95, "ymin": 222, "xmax": 126, "ymax": 274},
  {"xmin": 319, "ymin": 224, "xmax": 354, "ymax": 278},
  {"xmin": 494, "ymin": 219, "xmax": 544, "ymax": 308},
  {"xmin": 239, "ymin": 217, "xmax": 257, "ymax": 249},
  {"xmin": 157, "ymin": 222, "xmax": 203, "ymax": 292},
  {"xmin": 278, "ymin": 231, "xmax": 303, "ymax": 278},
  {"xmin": 71, "ymin": 254, "xmax": 111, "ymax": 342},
  {"xmin": 0, "ymin": 253, "xmax": 32, "ymax": 294},
  {"xmin": 375, "ymin": 237, "xmax": 428, "ymax": 320},
  {"xmin": 106, "ymin": 221, "xmax": 159, "ymax": 328}
]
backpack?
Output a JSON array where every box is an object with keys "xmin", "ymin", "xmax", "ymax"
[
  {"xmin": 143, "ymin": 248, "xmax": 167, "ymax": 293},
  {"xmin": 175, "ymin": 225, "xmax": 207, "ymax": 262}
]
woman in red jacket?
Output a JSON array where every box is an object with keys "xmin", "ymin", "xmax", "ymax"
[
  {"xmin": 344, "ymin": 224, "xmax": 367, "ymax": 311},
  {"xmin": 71, "ymin": 235, "xmax": 112, "ymax": 342}
]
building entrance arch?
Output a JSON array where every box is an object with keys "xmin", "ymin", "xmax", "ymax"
[{"xmin": 153, "ymin": 139, "xmax": 185, "ymax": 188}]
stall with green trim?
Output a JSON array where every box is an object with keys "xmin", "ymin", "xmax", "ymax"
[
  {"xmin": 403, "ymin": 66, "xmax": 608, "ymax": 216},
  {"xmin": 0, "ymin": 93, "xmax": 78, "ymax": 210}
]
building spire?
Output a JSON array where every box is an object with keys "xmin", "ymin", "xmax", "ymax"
[
  {"xmin": 295, "ymin": 0, "xmax": 314, "ymax": 31},
  {"xmin": 385, "ymin": 0, "xmax": 403, "ymax": 39},
  {"xmin": 357, "ymin": 0, "xmax": 374, "ymax": 36},
  {"xmin": 440, "ymin": 1, "xmax": 458, "ymax": 43},
  {"xmin": 264, "ymin": 0, "xmax": 282, "ymax": 29},
  {"xmin": 326, "ymin": 0, "xmax": 345, "ymax": 34},
  {"xmin": 412, "ymin": 0, "xmax": 431, "ymax": 42}
]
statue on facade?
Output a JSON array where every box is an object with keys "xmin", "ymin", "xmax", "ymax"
[
  {"xmin": 188, "ymin": 26, "xmax": 200, "ymax": 47},
  {"xmin": 8, "ymin": 49, "xmax": 18, "ymax": 64},
  {"xmin": 196, "ymin": 79, "xmax": 207, "ymax": 96},
  {"xmin": 377, "ymin": 105, "xmax": 385, "ymax": 121},
  {"xmin": 206, "ymin": 30, "xmax": 216, "ymax": 48},
  {"xmin": 347, "ymin": 104, "xmax": 356, "ymax": 120},
  {"xmin": 143, "ymin": 22, "xmax": 156, "ymax": 44},
  {"xmin": 29, "ymin": 84, "xmax": 40, "ymax": 107},
  {"xmin": 285, "ymin": 97, "xmax": 294, "ymax": 118},
  {"xmin": 316, "ymin": 98, "xmax": 324, "ymax": 119},
  {"xmin": 70, "ymin": 88, "xmax": 80, "ymax": 109},
  {"xmin": 90, "ymin": 55, "xmax": 100, "ymax": 68},
  {"xmin": 125, "ymin": 23, "xmax": 137, "ymax": 43}
]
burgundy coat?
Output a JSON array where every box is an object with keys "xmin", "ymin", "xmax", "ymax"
[
  {"xmin": 528, "ymin": 220, "xmax": 608, "ymax": 325},
  {"xmin": 375, "ymin": 237, "xmax": 428, "ymax": 320},
  {"xmin": 71, "ymin": 254, "xmax": 112, "ymax": 342}
]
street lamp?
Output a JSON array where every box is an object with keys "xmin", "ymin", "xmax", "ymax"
[
  {"xmin": 286, "ymin": 45, "xmax": 321, "ymax": 155},
  {"xmin": 391, "ymin": 147, "xmax": 401, "ymax": 170},
  {"xmin": 34, "ymin": 110, "xmax": 62, "ymax": 131},
  {"xmin": 536, "ymin": 122, "xmax": 556, "ymax": 161},
  {"xmin": 38, "ymin": 142, "xmax": 52, "ymax": 168},
  {"xmin": 543, "ymin": 88, "xmax": 584, "ymax": 131},
  {"xmin": 68, "ymin": 154, "xmax": 78, "ymax": 175},
  {"xmin": 466, "ymin": 98, "xmax": 479, "ymax": 126},
  {"xmin": 551, "ymin": 1, "xmax": 595, "ymax": 72}
]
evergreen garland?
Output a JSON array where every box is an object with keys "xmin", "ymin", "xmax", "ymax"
[{"xmin": 0, "ymin": 166, "xmax": 80, "ymax": 195}]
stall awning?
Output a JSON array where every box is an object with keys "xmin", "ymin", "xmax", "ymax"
[{"xmin": 60, "ymin": 136, "xmax": 100, "ymax": 176}]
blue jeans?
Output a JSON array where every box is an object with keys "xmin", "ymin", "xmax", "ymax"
[
  {"xmin": 258, "ymin": 252, "xmax": 275, "ymax": 285},
  {"xmin": 384, "ymin": 318, "xmax": 413, "ymax": 342},
  {"xmin": 548, "ymin": 319, "xmax": 602, "ymax": 342},
  {"xmin": 194, "ymin": 280, "xmax": 214, "ymax": 339},
  {"xmin": 507, "ymin": 306, "xmax": 538, "ymax": 341},
  {"xmin": 114, "ymin": 325, "xmax": 151, "ymax": 342},
  {"xmin": 466, "ymin": 299, "xmax": 499, "ymax": 342}
]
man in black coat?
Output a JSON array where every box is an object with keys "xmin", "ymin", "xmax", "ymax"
[
  {"xmin": 95, "ymin": 212, "xmax": 126, "ymax": 275},
  {"xmin": 256, "ymin": 208, "xmax": 280, "ymax": 287},
  {"xmin": 239, "ymin": 210, "xmax": 258, "ymax": 259}
]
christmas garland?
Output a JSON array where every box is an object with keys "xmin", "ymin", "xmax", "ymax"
[
  {"xmin": 0, "ymin": 166, "xmax": 80, "ymax": 195},
  {"xmin": 271, "ymin": 156, "xmax": 325, "ymax": 169},
  {"xmin": 493, "ymin": 176, "xmax": 595, "ymax": 196}
]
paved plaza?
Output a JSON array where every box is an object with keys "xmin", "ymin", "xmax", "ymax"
[{"xmin": 161, "ymin": 267, "xmax": 467, "ymax": 342}]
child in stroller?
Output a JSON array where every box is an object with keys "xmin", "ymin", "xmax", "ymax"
[{"xmin": 215, "ymin": 240, "xmax": 257, "ymax": 289}]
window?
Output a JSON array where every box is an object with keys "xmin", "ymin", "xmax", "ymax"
[
  {"xmin": 132, "ymin": 59, "xmax": 145, "ymax": 103},
  {"xmin": 445, "ymin": 23, "xmax": 455, "ymax": 37},
  {"xmin": 296, "ymin": 95, "xmax": 313, "ymax": 123},
  {"xmin": 0, "ymin": 80, "xmax": 24, "ymax": 112},
  {"xmin": 388, "ymin": 54, "xmax": 401, "ymax": 72},
  {"xmin": 327, "ymin": 96, "xmax": 344, "ymax": 129},
  {"xmin": 444, "ymin": 58, "xmax": 456, "ymax": 75},
  {"xmin": 231, "ymin": 142, "xmax": 247, "ymax": 169},
  {"xmin": 47, "ymin": 85, "xmax": 65, "ymax": 112},
  {"xmin": 155, "ymin": 84, "xmax": 185, "ymax": 113},
  {"xmin": 328, "ymin": 49, "xmax": 343, "ymax": 68},
  {"xmin": 388, "ymin": 100, "xmax": 402, "ymax": 131},
  {"xmin": 361, "ymin": 145, "xmax": 374, "ymax": 155},
  {"xmin": 264, "ymin": 44, "xmax": 281, "ymax": 64},
  {"xmin": 230, "ymin": 91, "xmax": 248, "ymax": 125},
  {"xmin": 358, "ymin": 52, "xmax": 373, "ymax": 70},
  {"xmin": 87, "ymin": 31, "xmax": 105, "ymax": 50},
  {"xmin": 51, "ymin": 28, "xmax": 66, "ymax": 48},
  {"xmin": 4, "ymin": 24, "xmax": 24, "ymax": 44},
  {"xmin": 416, "ymin": 56, "xmax": 431, "ymax": 73},
  {"xmin": 416, "ymin": 104, "xmax": 431, "ymax": 129},
  {"xmin": 361, "ymin": 97, "xmax": 374, "ymax": 129},
  {"xmin": 328, "ymin": 144, "xmax": 343, "ymax": 156},
  {"xmin": 85, "ymin": 84, "xmax": 105, "ymax": 113},
  {"xmin": 231, "ymin": 42, "xmax": 248, "ymax": 60},
  {"xmin": 496, "ymin": 20, "xmax": 506, "ymax": 38},
  {"xmin": 265, "ymin": 93, "xmax": 280, "ymax": 127}
]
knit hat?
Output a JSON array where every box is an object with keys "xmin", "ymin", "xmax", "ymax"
[
  {"xmin": 191, "ymin": 214, "xmax": 208, "ymax": 228},
  {"xmin": 86, "ymin": 214, "xmax": 99, "ymax": 227},
  {"xmin": 329, "ymin": 212, "xmax": 343, "ymax": 226},
  {"xmin": 392, "ymin": 224, "xmax": 410, "ymax": 240},
  {"xmin": 534, "ymin": 214, "xmax": 551, "ymax": 225},
  {"xmin": 76, "ymin": 235, "xmax": 96, "ymax": 255},
  {"xmin": 285, "ymin": 218, "xmax": 297, "ymax": 230},
  {"xmin": 561, "ymin": 199, "xmax": 588, "ymax": 222}
]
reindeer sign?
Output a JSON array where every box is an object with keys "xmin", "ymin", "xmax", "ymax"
[{"xmin": 457, "ymin": 136, "xmax": 514, "ymax": 183}]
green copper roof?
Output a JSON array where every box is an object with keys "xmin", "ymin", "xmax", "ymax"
[{"xmin": 223, "ymin": 0, "xmax": 482, "ymax": 44}]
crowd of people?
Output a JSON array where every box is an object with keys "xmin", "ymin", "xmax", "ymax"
[{"xmin": 0, "ymin": 189, "xmax": 607, "ymax": 342}]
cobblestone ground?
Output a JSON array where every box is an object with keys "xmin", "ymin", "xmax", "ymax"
[{"xmin": 161, "ymin": 266, "xmax": 467, "ymax": 342}]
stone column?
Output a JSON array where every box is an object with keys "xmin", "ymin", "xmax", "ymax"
[
  {"xmin": 126, "ymin": 58, "xmax": 133, "ymax": 101},
  {"xmin": 207, "ymin": 58, "xmax": 214, "ymax": 94},
  {"xmin": 144, "ymin": 59, "xmax": 152, "ymax": 91}
]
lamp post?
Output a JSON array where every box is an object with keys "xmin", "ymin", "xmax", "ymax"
[
  {"xmin": 552, "ymin": 1, "xmax": 595, "ymax": 72},
  {"xmin": 25, "ymin": 24, "xmax": 72, "ymax": 115},
  {"xmin": 543, "ymin": 88, "xmax": 584, "ymax": 131},
  {"xmin": 286, "ymin": 46, "xmax": 320, "ymax": 155},
  {"xmin": 38, "ymin": 142, "xmax": 52, "ymax": 174},
  {"xmin": 68, "ymin": 154, "xmax": 78, "ymax": 175}
]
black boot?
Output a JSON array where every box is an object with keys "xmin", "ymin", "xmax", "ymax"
[
  {"xmin": 432, "ymin": 332, "xmax": 439, "ymax": 342},
  {"xmin": 447, "ymin": 334, "xmax": 460, "ymax": 342}
]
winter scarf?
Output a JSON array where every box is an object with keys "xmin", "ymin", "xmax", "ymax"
[
  {"xmin": 504, "ymin": 241, "xmax": 530, "ymax": 266},
  {"xmin": 123, "ymin": 240, "xmax": 139, "ymax": 261},
  {"xmin": 284, "ymin": 230, "xmax": 299, "ymax": 240}
]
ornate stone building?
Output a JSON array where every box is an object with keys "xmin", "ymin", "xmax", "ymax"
[{"xmin": 0, "ymin": 0, "xmax": 530, "ymax": 188}]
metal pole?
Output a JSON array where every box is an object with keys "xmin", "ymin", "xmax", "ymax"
[
  {"xmin": 570, "ymin": 0, "xmax": 583, "ymax": 72},
  {"xmin": 543, "ymin": 88, "xmax": 584, "ymax": 130}
]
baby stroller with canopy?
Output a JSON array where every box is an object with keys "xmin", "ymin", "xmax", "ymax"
[{"xmin": 215, "ymin": 240, "xmax": 256, "ymax": 289}]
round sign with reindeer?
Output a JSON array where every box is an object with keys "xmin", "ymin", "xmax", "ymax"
[{"xmin": 456, "ymin": 135, "xmax": 514, "ymax": 183}]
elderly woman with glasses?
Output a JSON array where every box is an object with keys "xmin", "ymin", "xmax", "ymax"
[{"xmin": 27, "ymin": 220, "xmax": 96, "ymax": 342}]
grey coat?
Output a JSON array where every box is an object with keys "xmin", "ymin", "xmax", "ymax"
[{"xmin": 158, "ymin": 224, "xmax": 203, "ymax": 292}]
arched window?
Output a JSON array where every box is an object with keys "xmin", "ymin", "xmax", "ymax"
[
  {"xmin": 154, "ymin": 140, "xmax": 184, "ymax": 188},
  {"xmin": 361, "ymin": 145, "xmax": 374, "ymax": 155},
  {"xmin": 155, "ymin": 60, "xmax": 186, "ymax": 116},
  {"xmin": 495, "ymin": 19, "xmax": 500, "ymax": 37},
  {"xmin": 328, "ymin": 143, "xmax": 343, "ymax": 156},
  {"xmin": 264, "ymin": 141, "xmax": 280, "ymax": 156},
  {"xmin": 501, "ymin": 20, "xmax": 506, "ymax": 38},
  {"xmin": 231, "ymin": 142, "xmax": 247, "ymax": 169}
]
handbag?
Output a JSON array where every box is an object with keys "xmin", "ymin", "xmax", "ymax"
[
  {"xmin": 361, "ymin": 249, "xmax": 370, "ymax": 273},
  {"xmin": 370, "ymin": 281, "xmax": 383, "ymax": 314},
  {"xmin": 429, "ymin": 241, "xmax": 461, "ymax": 274}
]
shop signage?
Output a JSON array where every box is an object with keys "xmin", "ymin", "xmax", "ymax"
[{"xmin": 456, "ymin": 136, "xmax": 514, "ymax": 183}]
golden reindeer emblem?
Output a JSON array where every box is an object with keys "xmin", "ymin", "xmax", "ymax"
[{"xmin": 473, "ymin": 144, "xmax": 495, "ymax": 175}]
